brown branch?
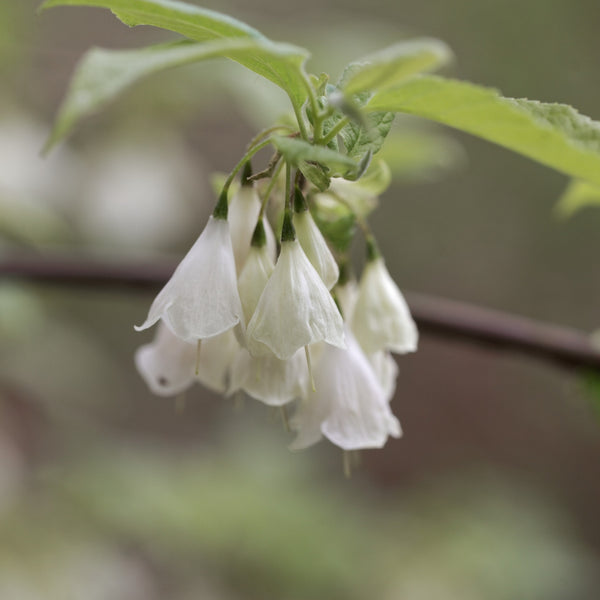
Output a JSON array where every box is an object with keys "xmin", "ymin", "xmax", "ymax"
[{"xmin": 1, "ymin": 255, "xmax": 599, "ymax": 372}]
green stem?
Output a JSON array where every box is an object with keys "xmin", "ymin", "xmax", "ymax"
[
  {"xmin": 321, "ymin": 116, "xmax": 350, "ymax": 146},
  {"xmin": 292, "ymin": 102, "xmax": 310, "ymax": 140},
  {"xmin": 246, "ymin": 124, "xmax": 294, "ymax": 152},
  {"xmin": 223, "ymin": 137, "xmax": 274, "ymax": 193},
  {"xmin": 259, "ymin": 157, "xmax": 284, "ymax": 218}
]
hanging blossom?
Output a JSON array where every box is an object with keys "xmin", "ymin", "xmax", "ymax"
[
  {"xmin": 351, "ymin": 237, "xmax": 418, "ymax": 355},
  {"xmin": 133, "ymin": 160, "xmax": 418, "ymax": 461},
  {"xmin": 135, "ymin": 191, "xmax": 244, "ymax": 343},
  {"xmin": 290, "ymin": 328, "xmax": 401, "ymax": 451},
  {"xmin": 246, "ymin": 209, "xmax": 345, "ymax": 360},
  {"xmin": 228, "ymin": 163, "xmax": 277, "ymax": 273}
]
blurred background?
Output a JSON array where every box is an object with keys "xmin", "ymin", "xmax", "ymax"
[{"xmin": 1, "ymin": 0, "xmax": 600, "ymax": 598}]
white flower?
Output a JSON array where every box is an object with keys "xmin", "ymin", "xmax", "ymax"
[
  {"xmin": 334, "ymin": 277, "xmax": 359, "ymax": 322},
  {"xmin": 228, "ymin": 185, "xmax": 276, "ymax": 273},
  {"xmin": 135, "ymin": 215, "xmax": 243, "ymax": 343},
  {"xmin": 134, "ymin": 322, "xmax": 196, "ymax": 397},
  {"xmin": 290, "ymin": 329, "xmax": 401, "ymax": 451},
  {"xmin": 293, "ymin": 189, "xmax": 339, "ymax": 289},
  {"xmin": 246, "ymin": 237, "xmax": 345, "ymax": 360},
  {"xmin": 195, "ymin": 329, "xmax": 239, "ymax": 393},
  {"xmin": 237, "ymin": 243, "xmax": 275, "ymax": 325},
  {"xmin": 352, "ymin": 255, "xmax": 418, "ymax": 354},
  {"xmin": 228, "ymin": 347, "xmax": 308, "ymax": 406}
]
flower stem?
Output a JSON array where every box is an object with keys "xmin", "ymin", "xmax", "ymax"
[
  {"xmin": 222, "ymin": 137, "xmax": 274, "ymax": 195},
  {"xmin": 259, "ymin": 157, "xmax": 284, "ymax": 218}
]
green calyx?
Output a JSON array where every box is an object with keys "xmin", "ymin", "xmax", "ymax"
[
  {"xmin": 281, "ymin": 209, "xmax": 296, "ymax": 242},
  {"xmin": 241, "ymin": 160, "xmax": 253, "ymax": 187},
  {"xmin": 213, "ymin": 189, "xmax": 229, "ymax": 220},
  {"xmin": 251, "ymin": 219, "xmax": 267, "ymax": 247},
  {"xmin": 365, "ymin": 235, "xmax": 381, "ymax": 262},
  {"xmin": 293, "ymin": 186, "xmax": 309, "ymax": 213}
]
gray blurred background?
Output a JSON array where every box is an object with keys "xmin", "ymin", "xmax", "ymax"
[{"xmin": 1, "ymin": 1, "xmax": 600, "ymax": 598}]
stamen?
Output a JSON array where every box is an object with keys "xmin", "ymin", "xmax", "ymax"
[
  {"xmin": 343, "ymin": 450, "xmax": 352, "ymax": 479},
  {"xmin": 195, "ymin": 339, "xmax": 202, "ymax": 375},
  {"xmin": 280, "ymin": 405, "xmax": 291, "ymax": 433},
  {"xmin": 304, "ymin": 345, "xmax": 316, "ymax": 392}
]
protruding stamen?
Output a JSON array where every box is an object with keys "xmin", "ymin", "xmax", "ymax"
[
  {"xmin": 305, "ymin": 345, "xmax": 316, "ymax": 392},
  {"xmin": 195, "ymin": 339, "xmax": 202, "ymax": 375}
]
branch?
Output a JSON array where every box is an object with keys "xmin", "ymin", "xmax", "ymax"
[{"xmin": 1, "ymin": 255, "xmax": 599, "ymax": 372}]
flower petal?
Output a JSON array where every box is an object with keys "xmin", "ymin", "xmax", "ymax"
[
  {"xmin": 134, "ymin": 322, "xmax": 196, "ymax": 397},
  {"xmin": 352, "ymin": 257, "xmax": 418, "ymax": 354},
  {"xmin": 136, "ymin": 216, "xmax": 243, "ymax": 343},
  {"xmin": 247, "ymin": 240, "xmax": 345, "ymax": 360}
]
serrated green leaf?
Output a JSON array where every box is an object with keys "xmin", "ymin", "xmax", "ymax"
[
  {"xmin": 339, "ymin": 111, "xmax": 395, "ymax": 160},
  {"xmin": 40, "ymin": 0, "xmax": 310, "ymax": 111},
  {"xmin": 367, "ymin": 75, "xmax": 600, "ymax": 187},
  {"xmin": 272, "ymin": 136, "xmax": 358, "ymax": 176},
  {"xmin": 43, "ymin": 39, "xmax": 307, "ymax": 151},
  {"xmin": 341, "ymin": 39, "xmax": 452, "ymax": 96},
  {"xmin": 555, "ymin": 179, "xmax": 600, "ymax": 218}
]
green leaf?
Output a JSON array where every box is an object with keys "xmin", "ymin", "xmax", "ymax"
[
  {"xmin": 40, "ymin": 0, "xmax": 310, "ymax": 111},
  {"xmin": 366, "ymin": 75, "xmax": 600, "ymax": 187},
  {"xmin": 272, "ymin": 136, "xmax": 358, "ymax": 176},
  {"xmin": 339, "ymin": 111, "xmax": 395, "ymax": 159},
  {"xmin": 43, "ymin": 39, "xmax": 307, "ymax": 151},
  {"xmin": 555, "ymin": 179, "xmax": 600, "ymax": 218},
  {"xmin": 341, "ymin": 39, "xmax": 452, "ymax": 96},
  {"xmin": 299, "ymin": 161, "xmax": 330, "ymax": 192}
]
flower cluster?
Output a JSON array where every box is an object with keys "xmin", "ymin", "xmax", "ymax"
[{"xmin": 135, "ymin": 168, "xmax": 417, "ymax": 453}]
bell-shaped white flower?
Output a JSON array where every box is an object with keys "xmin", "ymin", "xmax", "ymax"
[
  {"xmin": 195, "ymin": 329, "xmax": 239, "ymax": 393},
  {"xmin": 134, "ymin": 322, "xmax": 196, "ymax": 397},
  {"xmin": 228, "ymin": 180, "xmax": 276, "ymax": 273},
  {"xmin": 135, "ymin": 201, "xmax": 244, "ymax": 343},
  {"xmin": 246, "ymin": 211, "xmax": 345, "ymax": 360},
  {"xmin": 290, "ymin": 329, "xmax": 401, "ymax": 451},
  {"xmin": 293, "ymin": 187, "xmax": 339, "ymax": 290},
  {"xmin": 228, "ymin": 347, "xmax": 308, "ymax": 406},
  {"xmin": 352, "ymin": 239, "xmax": 418, "ymax": 355},
  {"xmin": 237, "ymin": 229, "xmax": 275, "ymax": 325}
]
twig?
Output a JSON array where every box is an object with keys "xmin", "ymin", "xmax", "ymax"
[{"xmin": 1, "ymin": 255, "xmax": 599, "ymax": 372}]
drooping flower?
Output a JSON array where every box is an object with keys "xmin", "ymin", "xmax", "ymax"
[
  {"xmin": 351, "ymin": 237, "xmax": 418, "ymax": 355},
  {"xmin": 228, "ymin": 347, "xmax": 308, "ymax": 406},
  {"xmin": 290, "ymin": 329, "xmax": 401, "ymax": 451},
  {"xmin": 134, "ymin": 322, "xmax": 196, "ymax": 397},
  {"xmin": 246, "ymin": 210, "xmax": 345, "ymax": 360},
  {"xmin": 228, "ymin": 167, "xmax": 276, "ymax": 273},
  {"xmin": 293, "ymin": 187, "xmax": 339, "ymax": 290},
  {"xmin": 237, "ymin": 221, "xmax": 275, "ymax": 325},
  {"xmin": 135, "ymin": 193, "xmax": 243, "ymax": 344}
]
